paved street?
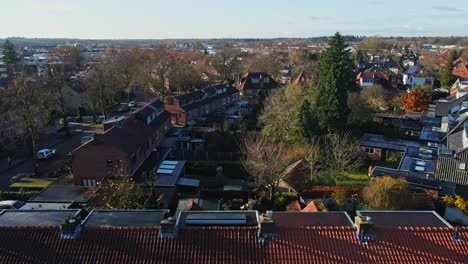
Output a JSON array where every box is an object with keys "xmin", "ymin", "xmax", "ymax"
[{"xmin": 0, "ymin": 123, "xmax": 98, "ymax": 190}]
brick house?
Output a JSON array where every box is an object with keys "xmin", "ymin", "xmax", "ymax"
[
  {"xmin": 164, "ymin": 84, "xmax": 239, "ymax": 127},
  {"xmin": 236, "ymin": 72, "xmax": 279, "ymax": 103},
  {"xmin": 453, "ymin": 62, "xmax": 468, "ymax": 79},
  {"xmin": 71, "ymin": 99, "xmax": 171, "ymax": 186}
]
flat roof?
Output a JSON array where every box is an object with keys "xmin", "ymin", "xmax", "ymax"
[
  {"xmin": 359, "ymin": 133, "xmax": 420, "ymax": 152},
  {"xmin": 272, "ymin": 212, "xmax": 353, "ymax": 227},
  {"xmin": 356, "ymin": 211, "xmax": 452, "ymax": 228},
  {"xmin": 176, "ymin": 177, "xmax": 200, "ymax": 187},
  {"xmin": 154, "ymin": 160, "xmax": 186, "ymax": 187},
  {"xmin": 198, "ymin": 199, "xmax": 220, "ymax": 210},
  {"xmin": 83, "ymin": 210, "xmax": 169, "ymax": 227},
  {"xmin": 29, "ymin": 186, "xmax": 97, "ymax": 203},
  {"xmin": 0, "ymin": 210, "xmax": 80, "ymax": 227},
  {"xmin": 20, "ymin": 202, "xmax": 72, "ymax": 210},
  {"xmin": 404, "ymin": 146, "xmax": 437, "ymax": 160},
  {"xmin": 399, "ymin": 157, "xmax": 436, "ymax": 174},
  {"xmin": 177, "ymin": 211, "xmax": 259, "ymax": 227}
]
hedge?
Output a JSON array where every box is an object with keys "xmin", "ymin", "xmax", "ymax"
[
  {"xmin": 302, "ymin": 186, "xmax": 359, "ymax": 199},
  {"xmin": 0, "ymin": 191, "xmax": 39, "ymax": 202}
]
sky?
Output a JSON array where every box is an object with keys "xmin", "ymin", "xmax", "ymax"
[{"xmin": 1, "ymin": 0, "xmax": 467, "ymax": 39}]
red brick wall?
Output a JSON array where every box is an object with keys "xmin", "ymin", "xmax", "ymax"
[
  {"xmin": 71, "ymin": 145, "xmax": 129, "ymax": 186},
  {"xmin": 359, "ymin": 146, "xmax": 382, "ymax": 161}
]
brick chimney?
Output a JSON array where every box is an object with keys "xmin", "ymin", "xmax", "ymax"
[
  {"xmin": 259, "ymin": 211, "xmax": 276, "ymax": 243},
  {"xmin": 354, "ymin": 216, "xmax": 375, "ymax": 244},
  {"xmin": 159, "ymin": 216, "xmax": 177, "ymax": 238},
  {"xmin": 60, "ymin": 216, "xmax": 82, "ymax": 240}
]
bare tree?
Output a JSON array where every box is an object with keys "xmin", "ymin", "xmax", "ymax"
[
  {"xmin": 241, "ymin": 135, "xmax": 299, "ymax": 200},
  {"xmin": 211, "ymin": 43, "xmax": 241, "ymax": 81},
  {"xmin": 167, "ymin": 57, "xmax": 193, "ymax": 94},
  {"xmin": 84, "ymin": 62, "xmax": 115, "ymax": 121},
  {"xmin": 243, "ymin": 53, "xmax": 281, "ymax": 76},
  {"xmin": 304, "ymin": 137, "xmax": 322, "ymax": 182},
  {"xmin": 114, "ymin": 47, "xmax": 141, "ymax": 102},
  {"xmin": 44, "ymin": 64, "xmax": 71, "ymax": 137},
  {"xmin": 3, "ymin": 69, "xmax": 46, "ymax": 172},
  {"xmin": 141, "ymin": 49, "xmax": 170, "ymax": 102},
  {"xmin": 361, "ymin": 85, "xmax": 388, "ymax": 111},
  {"xmin": 322, "ymin": 133, "xmax": 363, "ymax": 183}
]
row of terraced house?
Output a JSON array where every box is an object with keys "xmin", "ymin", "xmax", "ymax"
[{"xmin": 70, "ymin": 75, "xmax": 279, "ymax": 186}]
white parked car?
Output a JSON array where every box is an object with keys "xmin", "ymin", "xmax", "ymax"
[
  {"xmin": 37, "ymin": 149, "xmax": 56, "ymax": 160},
  {"xmin": 0, "ymin": 200, "xmax": 25, "ymax": 209},
  {"xmin": 128, "ymin": 101, "xmax": 136, "ymax": 108}
]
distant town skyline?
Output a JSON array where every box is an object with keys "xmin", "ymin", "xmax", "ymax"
[{"xmin": 1, "ymin": 0, "xmax": 468, "ymax": 39}]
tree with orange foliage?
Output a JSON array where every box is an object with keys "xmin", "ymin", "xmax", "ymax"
[{"xmin": 402, "ymin": 86, "xmax": 431, "ymax": 112}]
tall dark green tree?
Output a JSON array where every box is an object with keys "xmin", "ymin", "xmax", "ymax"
[
  {"xmin": 314, "ymin": 32, "xmax": 354, "ymax": 131},
  {"xmin": 2, "ymin": 40, "xmax": 18, "ymax": 66},
  {"xmin": 3, "ymin": 40, "xmax": 19, "ymax": 76},
  {"xmin": 298, "ymin": 99, "xmax": 319, "ymax": 140},
  {"xmin": 440, "ymin": 56, "xmax": 454, "ymax": 88}
]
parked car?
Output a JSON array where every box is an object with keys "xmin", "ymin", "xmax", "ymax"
[
  {"xmin": 80, "ymin": 136, "xmax": 93, "ymax": 144},
  {"xmin": 128, "ymin": 101, "xmax": 136, "ymax": 108},
  {"xmin": 10, "ymin": 173, "xmax": 35, "ymax": 183},
  {"xmin": 118, "ymin": 105, "xmax": 130, "ymax": 112},
  {"xmin": 96, "ymin": 115, "xmax": 105, "ymax": 124},
  {"xmin": 0, "ymin": 200, "xmax": 25, "ymax": 209},
  {"xmin": 37, "ymin": 149, "xmax": 56, "ymax": 160}
]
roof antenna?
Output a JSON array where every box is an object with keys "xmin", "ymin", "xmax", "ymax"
[{"xmin": 453, "ymin": 226, "xmax": 463, "ymax": 242}]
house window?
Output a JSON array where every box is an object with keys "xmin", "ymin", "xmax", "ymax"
[
  {"xmin": 364, "ymin": 147, "xmax": 375, "ymax": 154},
  {"xmin": 457, "ymin": 162, "xmax": 466, "ymax": 171},
  {"xmin": 82, "ymin": 178, "xmax": 97, "ymax": 187}
]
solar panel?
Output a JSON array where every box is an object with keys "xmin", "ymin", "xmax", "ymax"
[
  {"xmin": 415, "ymin": 166, "xmax": 425, "ymax": 172},
  {"xmin": 162, "ymin": 160, "xmax": 178, "ymax": 165},
  {"xmin": 157, "ymin": 169, "xmax": 174, "ymax": 174},
  {"xmin": 159, "ymin": 165, "xmax": 176, "ymax": 170},
  {"xmin": 416, "ymin": 161, "xmax": 426, "ymax": 166}
]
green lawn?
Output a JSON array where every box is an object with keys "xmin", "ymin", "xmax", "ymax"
[
  {"xmin": 341, "ymin": 171, "xmax": 369, "ymax": 188},
  {"xmin": 10, "ymin": 178, "xmax": 56, "ymax": 189}
]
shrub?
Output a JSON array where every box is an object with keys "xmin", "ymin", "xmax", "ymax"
[
  {"xmin": 363, "ymin": 177, "xmax": 415, "ymax": 210},
  {"xmin": 443, "ymin": 195, "xmax": 468, "ymax": 214},
  {"xmin": 221, "ymin": 198, "xmax": 245, "ymax": 210},
  {"xmin": 332, "ymin": 190, "xmax": 348, "ymax": 209},
  {"xmin": 272, "ymin": 196, "xmax": 286, "ymax": 211}
]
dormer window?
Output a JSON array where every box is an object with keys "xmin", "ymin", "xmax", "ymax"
[{"xmin": 457, "ymin": 162, "xmax": 466, "ymax": 171}]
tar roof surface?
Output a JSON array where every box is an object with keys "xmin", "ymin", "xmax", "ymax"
[
  {"xmin": 272, "ymin": 212, "xmax": 353, "ymax": 227},
  {"xmin": 29, "ymin": 186, "xmax": 97, "ymax": 203},
  {"xmin": 83, "ymin": 210, "xmax": 169, "ymax": 227},
  {"xmin": 0, "ymin": 210, "xmax": 80, "ymax": 227},
  {"xmin": 357, "ymin": 211, "xmax": 451, "ymax": 228}
]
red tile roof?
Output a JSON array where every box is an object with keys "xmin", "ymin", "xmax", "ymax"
[
  {"xmin": 237, "ymin": 72, "xmax": 279, "ymax": 91},
  {"xmin": 0, "ymin": 226, "xmax": 466, "ymax": 263},
  {"xmin": 292, "ymin": 70, "xmax": 311, "ymax": 87},
  {"xmin": 286, "ymin": 201, "xmax": 302, "ymax": 212},
  {"xmin": 301, "ymin": 201, "xmax": 319, "ymax": 212}
]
